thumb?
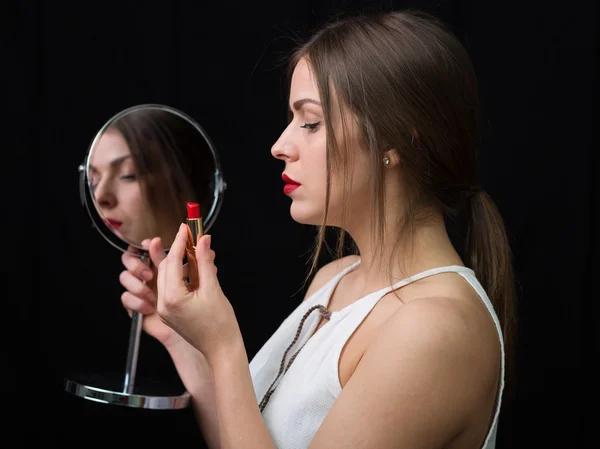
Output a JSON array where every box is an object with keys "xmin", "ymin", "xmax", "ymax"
[
  {"xmin": 149, "ymin": 237, "xmax": 167, "ymax": 266},
  {"xmin": 195, "ymin": 235, "xmax": 217, "ymax": 288}
]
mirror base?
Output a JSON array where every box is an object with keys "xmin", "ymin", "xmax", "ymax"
[{"xmin": 63, "ymin": 372, "xmax": 190, "ymax": 410}]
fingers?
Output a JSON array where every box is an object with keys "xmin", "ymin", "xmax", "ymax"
[
  {"xmin": 163, "ymin": 224, "xmax": 187, "ymax": 285},
  {"xmin": 157, "ymin": 225, "xmax": 190, "ymax": 309},
  {"xmin": 167, "ymin": 224, "xmax": 188, "ymax": 263},
  {"xmin": 196, "ymin": 235, "xmax": 218, "ymax": 289},
  {"xmin": 121, "ymin": 291, "xmax": 155, "ymax": 315},
  {"xmin": 148, "ymin": 237, "xmax": 167, "ymax": 267},
  {"xmin": 122, "ymin": 250, "xmax": 154, "ymax": 282},
  {"xmin": 119, "ymin": 269, "xmax": 156, "ymax": 304}
]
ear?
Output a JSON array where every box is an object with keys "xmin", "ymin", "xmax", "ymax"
[{"xmin": 383, "ymin": 149, "xmax": 401, "ymax": 168}]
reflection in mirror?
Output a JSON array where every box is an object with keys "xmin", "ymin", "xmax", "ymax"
[{"xmin": 82, "ymin": 104, "xmax": 224, "ymax": 250}]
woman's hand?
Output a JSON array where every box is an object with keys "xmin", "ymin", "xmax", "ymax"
[
  {"xmin": 119, "ymin": 237, "xmax": 184, "ymax": 350},
  {"xmin": 156, "ymin": 223, "xmax": 242, "ymax": 363},
  {"xmin": 119, "ymin": 238, "xmax": 216, "ymax": 393}
]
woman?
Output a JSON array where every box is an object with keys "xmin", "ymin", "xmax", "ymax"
[
  {"xmin": 90, "ymin": 107, "xmax": 215, "ymax": 247},
  {"xmin": 119, "ymin": 10, "xmax": 516, "ymax": 449}
]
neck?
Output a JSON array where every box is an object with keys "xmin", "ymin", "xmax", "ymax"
[{"xmin": 342, "ymin": 209, "xmax": 463, "ymax": 291}]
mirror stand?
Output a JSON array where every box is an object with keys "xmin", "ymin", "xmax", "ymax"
[{"xmin": 64, "ymin": 251, "xmax": 191, "ymax": 410}]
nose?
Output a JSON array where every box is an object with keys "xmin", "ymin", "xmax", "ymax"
[
  {"xmin": 271, "ymin": 124, "xmax": 299, "ymax": 162},
  {"xmin": 93, "ymin": 179, "xmax": 117, "ymax": 210}
]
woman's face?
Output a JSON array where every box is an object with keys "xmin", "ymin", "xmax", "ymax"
[
  {"xmin": 271, "ymin": 58, "xmax": 372, "ymax": 227},
  {"xmin": 89, "ymin": 128, "xmax": 157, "ymax": 245}
]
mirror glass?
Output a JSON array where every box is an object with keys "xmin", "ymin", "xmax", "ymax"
[{"xmin": 79, "ymin": 104, "xmax": 225, "ymax": 251}]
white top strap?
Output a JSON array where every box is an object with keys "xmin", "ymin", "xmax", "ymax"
[{"xmin": 381, "ymin": 264, "xmax": 475, "ymax": 296}]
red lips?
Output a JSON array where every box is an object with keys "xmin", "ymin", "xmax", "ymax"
[
  {"xmin": 282, "ymin": 173, "xmax": 301, "ymax": 195},
  {"xmin": 104, "ymin": 218, "xmax": 123, "ymax": 229},
  {"xmin": 282, "ymin": 173, "xmax": 300, "ymax": 185}
]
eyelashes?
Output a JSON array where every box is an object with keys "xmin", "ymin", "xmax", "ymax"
[
  {"xmin": 90, "ymin": 174, "xmax": 137, "ymax": 191},
  {"xmin": 300, "ymin": 121, "xmax": 321, "ymax": 132}
]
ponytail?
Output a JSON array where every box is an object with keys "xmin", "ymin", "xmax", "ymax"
[{"xmin": 467, "ymin": 190, "xmax": 517, "ymax": 404}]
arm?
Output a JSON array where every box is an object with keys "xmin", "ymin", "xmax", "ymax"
[
  {"xmin": 166, "ymin": 340, "xmax": 220, "ymax": 449},
  {"xmin": 155, "ymin": 228, "xmax": 276, "ymax": 449},
  {"xmin": 210, "ymin": 336, "xmax": 277, "ymax": 449}
]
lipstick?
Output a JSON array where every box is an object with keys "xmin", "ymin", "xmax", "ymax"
[
  {"xmin": 185, "ymin": 202, "xmax": 203, "ymax": 291},
  {"xmin": 187, "ymin": 202, "xmax": 203, "ymax": 244}
]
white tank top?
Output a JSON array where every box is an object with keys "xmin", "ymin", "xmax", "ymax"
[{"xmin": 250, "ymin": 260, "xmax": 505, "ymax": 449}]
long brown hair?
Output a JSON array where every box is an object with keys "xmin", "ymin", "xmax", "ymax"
[{"xmin": 288, "ymin": 10, "xmax": 517, "ymax": 401}]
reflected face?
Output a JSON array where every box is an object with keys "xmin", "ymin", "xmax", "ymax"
[
  {"xmin": 271, "ymin": 58, "xmax": 371, "ymax": 226},
  {"xmin": 89, "ymin": 128, "xmax": 157, "ymax": 245}
]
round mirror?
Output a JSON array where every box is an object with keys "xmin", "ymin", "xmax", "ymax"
[{"xmin": 78, "ymin": 103, "xmax": 225, "ymax": 251}]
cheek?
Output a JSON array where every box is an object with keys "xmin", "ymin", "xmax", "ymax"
[
  {"xmin": 120, "ymin": 185, "xmax": 145, "ymax": 213},
  {"xmin": 302, "ymin": 138, "xmax": 328, "ymax": 186},
  {"xmin": 330, "ymin": 155, "xmax": 372, "ymax": 209},
  {"xmin": 310, "ymin": 164, "xmax": 328, "ymax": 195}
]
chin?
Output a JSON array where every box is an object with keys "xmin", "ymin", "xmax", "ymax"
[{"xmin": 289, "ymin": 203, "xmax": 322, "ymax": 226}]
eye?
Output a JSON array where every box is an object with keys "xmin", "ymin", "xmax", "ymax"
[
  {"xmin": 89, "ymin": 175, "xmax": 99, "ymax": 192},
  {"xmin": 300, "ymin": 121, "xmax": 321, "ymax": 132},
  {"xmin": 120, "ymin": 174, "xmax": 137, "ymax": 181}
]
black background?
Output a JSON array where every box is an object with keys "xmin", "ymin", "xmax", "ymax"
[{"xmin": 4, "ymin": 0, "xmax": 596, "ymax": 448}]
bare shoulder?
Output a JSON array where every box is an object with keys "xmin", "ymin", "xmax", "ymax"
[
  {"xmin": 376, "ymin": 272, "xmax": 502, "ymax": 365},
  {"xmin": 369, "ymin": 294, "xmax": 501, "ymax": 402},
  {"xmin": 379, "ymin": 295, "xmax": 499, "ymax": 357},
  {"xmin": 303, "ymin": 255, "xmax": 360, "ymax": 301}
]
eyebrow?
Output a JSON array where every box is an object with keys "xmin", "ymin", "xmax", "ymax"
[
  {"xmin": 291, "ymin": 98, "xmax": 322, "ymax": 111},
  {"xmin": 89, "ymin": 154, "xmax": 132, "ymax": 173}
]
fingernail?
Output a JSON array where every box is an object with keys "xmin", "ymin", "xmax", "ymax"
[
  {"xmin": 142, "ymin": 269, "xmax": 153, "ymax": 280},
  {"xmin": 205, "ymin": 235, "xmax": 211, "ymax": 249}
]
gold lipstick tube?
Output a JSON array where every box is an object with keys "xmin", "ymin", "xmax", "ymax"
[{"xmin": 186, "ymin": 217, "xmax": 204, "ymax": 247}]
